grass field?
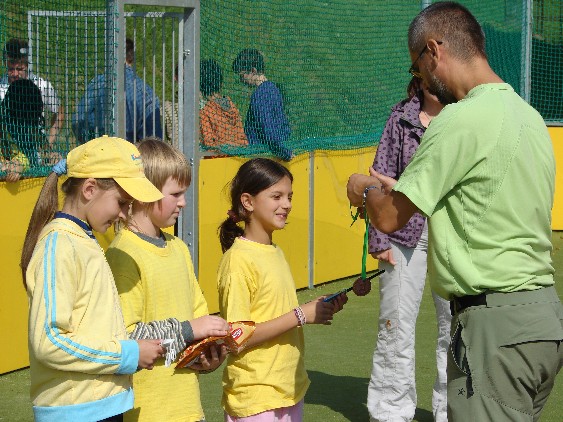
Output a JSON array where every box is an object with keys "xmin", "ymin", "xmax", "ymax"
[{"xmin": 1, "ymin": 232, "xmax": 562, "ymax": 421}]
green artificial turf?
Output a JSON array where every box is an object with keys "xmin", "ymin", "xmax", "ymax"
[{"xmin": 1, "ymin": 232, "xmax": 562, "ymax": 421}]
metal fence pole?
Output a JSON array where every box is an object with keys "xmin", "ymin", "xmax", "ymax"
[
  {"xmin": 521, "ymin": 0, "xmax": 532, "ymax": 102},
  {"xmin": 308, "ymin": 152, "xmax": 315, "ymax": 289},
  {"xmin": 115, "ymin": 0, "xmax": 200, "ymax": 275},
  {"xmin": 178, "ymin": 1, "xmax": 201, "ymax": 276},
  {"xmin": 113, "ymin": 0, "xmax": 125, "ymax": 138}
]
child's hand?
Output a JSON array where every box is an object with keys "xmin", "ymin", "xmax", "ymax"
[
  {"xmin": 1, "ymin": 160, "xmax": 23, "ymax": 182},
  {"xmin": 330, "ymin": 293, "xmax": 348, "ymax": 312},
  {"xmin": 4, "ymin": 169, "xmax": 21, "ymax": 183},
  {"xmin": 189, "ymin": 344, "xmax": 228, "ymax": 373},
  {"xmin": 137, "ymin": 339, "xmax": 165, "ymax": 370},
  {"xmin": 301, "ymin": 298, "xmax": 337, "ymax": 325},
  {"xmin": 190, "ymin": 315, "xmax": 229, "ymax": 341},
  {"xmin": 352, "ymin": 277, "xmax": 372, "ymax": 296}
]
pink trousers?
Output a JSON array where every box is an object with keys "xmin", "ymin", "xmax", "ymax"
[{"xmin": 224, "ymin": 400, "xmax": 304, "ymax": 422}]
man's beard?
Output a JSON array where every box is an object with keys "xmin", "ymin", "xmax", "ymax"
[{"xmin": 427, "ymin": 73, "xmax": 457, "ymax": 105}]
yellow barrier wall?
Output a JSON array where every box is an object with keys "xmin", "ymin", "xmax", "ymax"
[
  {"xmin": 0, "ymin": 178, "xmax": 47, "ymax": 374},
  {"xmin": 2, "ymin": 129, "xmax": 562, "ymax": 373},
  {"xmin": 314, "ymin": 150, "xmax": 379, "ymax": 282},
  {"xmin": 198, "ymin": 157, "xmax": 249, "ymax": 312}
]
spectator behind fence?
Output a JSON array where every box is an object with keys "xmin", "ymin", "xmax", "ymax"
[
  {"xmin": 232, "ymin": 49, "xmax": 292, "ymax": 161},
  {"xmin": 0, "ymin": 38, "xmax": 64, "ymax": 153},
  {"xmin": 353, "ymin": 77, "xmax": 451, "ymax": 422},
  {"xmin": 73, "ymin": 38, "xmax": 163, "ymax": 144},
  {"xmin": 200, "ymin": 58, "xmax": 247, "ymax": 151},
  {"xmin": 347, "ymin": 2, "xmax": 562, "ymax": 420},
  {"xmin": 0, "ymin": 79, "xmax": 45, "ymax": 171}
]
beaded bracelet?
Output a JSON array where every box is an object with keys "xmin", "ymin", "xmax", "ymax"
[{"xmin": 293, "ymin": 306, "xmax": 306, "ymax": 326}]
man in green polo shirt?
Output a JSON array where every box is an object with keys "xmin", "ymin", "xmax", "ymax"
[{"xmin": 347, "ymin": 2, "xmax": 562, "ymax": 421}]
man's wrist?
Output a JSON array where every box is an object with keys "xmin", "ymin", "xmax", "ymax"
[{"xmin": 362, "ymin": 185, "xmax": 383, "ymax": 208}]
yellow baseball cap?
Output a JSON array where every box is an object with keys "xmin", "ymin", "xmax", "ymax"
[{"xmin": 67, "ymin": 135, "xmax": 163, "ymax": 203}]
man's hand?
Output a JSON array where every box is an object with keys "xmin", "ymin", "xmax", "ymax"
[
  {"xmin": 347, "ymin": 173, "xmax": 381, "ymax": 207},
  {"xmin": 348, "ymin": 167, "xmax": 417, "ymax": 235}
]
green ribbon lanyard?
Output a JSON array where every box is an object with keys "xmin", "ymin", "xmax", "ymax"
[{"xmin": 350, "ymin": 204, "xmax": 370, "ymax": 279}]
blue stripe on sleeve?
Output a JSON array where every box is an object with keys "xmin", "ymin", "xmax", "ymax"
[{"xmin": 116, "ymin": 340, "xmax": 140, "ymax": 374}]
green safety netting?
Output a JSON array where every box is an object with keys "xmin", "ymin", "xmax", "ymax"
[
  {"xmin": 1, "ymin": 0, "xmax": 118, "ymax": 179},
  {"xmin": 0, "ymin": 0, "xmax": 561, "ymax": 179},
  {"xmin": 530, "ymin": 1, "xmax": 563, "ymax": 122}
]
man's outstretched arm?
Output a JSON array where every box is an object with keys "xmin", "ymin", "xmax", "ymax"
[{"xmin": 347, "ymin": 167, "xmax": 420, "ymax": 234}]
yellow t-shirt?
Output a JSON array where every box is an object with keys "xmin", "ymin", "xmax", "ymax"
[
  {"xmin": 217, "ymin": 237, "xmax": 310, "ymax": 417},
  {"xmin": 106, "ymin": 229, "xmax": 209, "ymax": 422}
]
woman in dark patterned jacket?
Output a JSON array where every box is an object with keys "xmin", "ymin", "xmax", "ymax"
[{"xmin": 357, "ymin": 77, "xmax": 451, "ymax": 422}]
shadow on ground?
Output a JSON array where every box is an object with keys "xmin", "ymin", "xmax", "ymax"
[{"xmin": 306, "ymin": 370, "xmax": 433, "ymax": 421}]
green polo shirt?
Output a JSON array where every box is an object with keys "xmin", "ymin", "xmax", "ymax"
[{"xmin": 394, "ymin": 83, "xmax": 555, "ymax": 300}]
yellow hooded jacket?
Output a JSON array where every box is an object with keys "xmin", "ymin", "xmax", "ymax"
[{"xmin": 26, "ymin": 217, "xmax": 138, "ymax": 422}]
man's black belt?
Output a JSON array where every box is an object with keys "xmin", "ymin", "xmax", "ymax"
[
  {"xmin": 449, "ymin": 287, "xmax": 557, "ymax": 316},
  {"xmin": 450, "ymin": 293, "xmax": 487, "ymax": 315}
]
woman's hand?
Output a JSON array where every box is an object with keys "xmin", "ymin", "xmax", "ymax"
[
  {"xmin": 369, "ymin": 167, "xmax": 398, "ymax": 194},
  {"xmin": 373, "ymin": 248, "xmax": 396, "ymax": 265}
]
